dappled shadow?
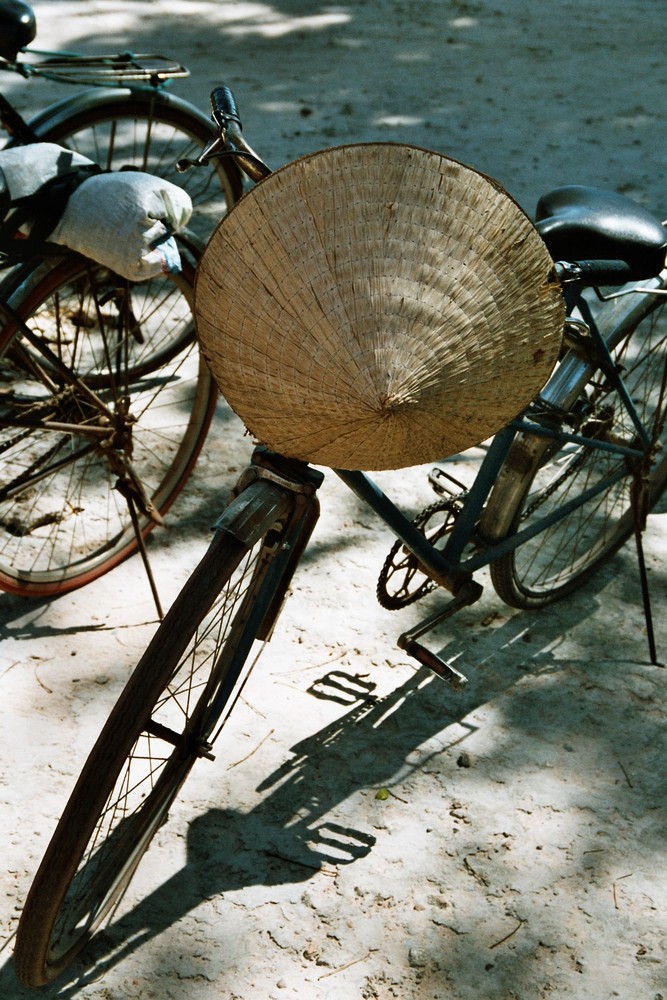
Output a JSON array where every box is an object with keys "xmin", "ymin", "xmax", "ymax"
[
  {"xmin": 2, "ymin": 545, "xmax": 665, "ymax": 995},
  {"xmin": 0, "ymin": 668, "xmax": 485, "ymax": 995},
  {"xmin": 2, "ymin": 3, "xmax": 666, "ymax": 995},
  {"xmin": 7, "ymin": 0, "xmax": 663, "ymax": 212}
]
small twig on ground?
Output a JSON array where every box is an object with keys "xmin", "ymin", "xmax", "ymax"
[
  {"xmin": 33, "ymin": 663, "xmax": 53, "ymax": 694},
  {"xmin": 265, "ymin": 851, "xmax": 336, "ymax": 876},
  {"xmin": 239, "ymin": 693, "xmax": 270, "ymax": 719},
  {"xmin": 227, "ymin": 728, "xmax": 275, "ymax": 769},
  {"xmin": 0, "ymin": 659, "xmax": 22, "ymax": 682},
  {"xmin": 618, "ymin": 760, "xmax": 634, "ymax": 787},
  {"xmin": 317, "ymin": 949, "xmax": 378, "ymax": 980},
  {"xmin": 113, "ymin": 618, "xmax": 161, "ymax": 631},
  {"xmin": 388, "ymin": 788, "xmax": 408, "ymax": 803},
  {"xmin": 376, "ymin": 786, "xmax": 409, "ymax": 804},
  {"xmin": 271, "ymin": 647, "xmax": 349, "ymax": 675},
  {"xmin": 613, "ymin": 872, "xmax": 633, "ymax": 910},
  {"xmin": 464, "ymin": 856, "xmax": 489, "ymax": 886},
  {"xmin": 490, "ymin": 918, "xmax": 526, "ymax": 949}
]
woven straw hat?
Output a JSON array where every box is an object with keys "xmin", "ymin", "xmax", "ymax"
[{"xmin": 195, "ymin": 143, "xmax": 564, "ymax": 471}]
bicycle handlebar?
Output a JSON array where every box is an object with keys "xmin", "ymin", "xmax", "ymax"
[
  {"xmin": 210, "ymin": 86, "xmax": 241, "ymax": 131},
  {"xmin": 182, "ymin": 86, "xmax": 659, "ymax": 290},
  {"xmin": 554, "ymin": 258, "xmax": 652, "ymax": 287},
  {"xmin": 176, "ymin": 85, "xmax": 270, "ymax": 182}
]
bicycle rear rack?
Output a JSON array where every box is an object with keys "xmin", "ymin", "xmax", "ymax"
[{"xmin": 11, "ymin": 52, "xmax": 189, "ymax": 85}]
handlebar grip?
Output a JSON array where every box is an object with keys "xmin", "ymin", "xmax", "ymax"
[
  {"xmin": 210, "ymin": 86, "xmax": 241, "ymax": 130},
  {"xmin": 556, "ymin": 259, "xmax": 646, "ymax": 286},
  {"xmin": 577, "ymin": 260, "xmax": 637, "ymax": 283}
]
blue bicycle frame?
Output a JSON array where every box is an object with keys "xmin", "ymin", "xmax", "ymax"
[{"xmin": 335, "ymin": 291, "xmax": 654, "ymax": 593}]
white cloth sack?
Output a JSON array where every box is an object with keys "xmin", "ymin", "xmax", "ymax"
[
  {"xmin": 0, "ymin": 143, "xmax": 193, "ymax": 280},
  {"xmin": 0, "ymin": 143, "xmax": 92, "ymax": 198},
  {"xmin": 52, "ymin": 170, "xmax": 193, "ymax": 279}
]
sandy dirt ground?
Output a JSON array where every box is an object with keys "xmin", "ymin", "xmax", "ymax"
[{"xmin": 1, "ymin": 2, "xmax": 667, "ymax": 998}]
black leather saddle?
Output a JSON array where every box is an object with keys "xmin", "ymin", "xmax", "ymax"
[{"xmin": 535, "ymin": 185, "xmax": 667, "ymax": 278}]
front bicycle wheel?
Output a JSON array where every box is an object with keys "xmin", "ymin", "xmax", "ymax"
[
  {"xmin": 484, "ymin": 292, "xmax": 667, "ymax": 608},
  {"xmin": 14, "ymin": 481, "xmax": 298, "ymax": 987},
  {"xmin": 30, "ymin": 88, "xmax": 243, "ymax": 238},
  {"xmin": 0, "ymin": 252, "xmax": 216, "ymax": 596}
]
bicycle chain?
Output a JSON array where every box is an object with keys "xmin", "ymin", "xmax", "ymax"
[
  {"xmin": 520, "ymin": 447, "xmax": 589, "ymax": 520},
  {"xmin": 0, "ymin": 435, "xmax": 68, "ymax": 504}
]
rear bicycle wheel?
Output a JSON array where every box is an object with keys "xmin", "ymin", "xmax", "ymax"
[
  {"xmin": 14, "ymin": 481, "xmax": 297, "ymax": 987},
  {"xmin": 30, "ymin": 89, "xmax": 243, "ymax": 238},
  {"xmin": 484, "ymin": 293, "xmax": 667, "ymax": 608},
  {"xmin": 0, "ymin": 251, "xmax": 216, "ymax": 596}
]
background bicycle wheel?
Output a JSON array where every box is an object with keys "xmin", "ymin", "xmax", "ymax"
[
  {"xmin": 26, "ymin": 89, "xmax": 243, "ymax": 240},
  {"xmin": 0, "ymin": 250, "xmax": 217, "ymax": 597},
  {"xmin": 1, "ymin": 3, "xmax": 666, "ymax": 1000}
]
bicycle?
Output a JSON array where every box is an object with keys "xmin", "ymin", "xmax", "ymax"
[
  {"xmin": 0, "ymin": 0, "xmax": 243, "ymax": 236},
  {"xmin": 13, "ymin": 86, "xmax": 667, "ymax": 986},
  {"xmin": 0, "ymin": 230, "xmax": 217, "ymax": 608},
  {"xmin": 0, "ymin": 0, "xmax": 244, "ymax": 603}
]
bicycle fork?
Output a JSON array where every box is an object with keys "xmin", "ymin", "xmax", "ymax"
[{"xmin": 198, "ymin": 457, "xmax": 324, "ymax": 741}]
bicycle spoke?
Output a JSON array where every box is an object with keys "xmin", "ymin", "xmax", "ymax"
[
  {"xmin": 0, "ymin": 255, "xmax": 215, "ymax": 595},
  {"xmin": 489, "ymin": 295, "xmax": 667, "ymax": 605}
]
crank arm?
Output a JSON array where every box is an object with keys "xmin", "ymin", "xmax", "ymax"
[{"xmin": 397, "ymin": 580, "xmax": 483, "ymax": 689}]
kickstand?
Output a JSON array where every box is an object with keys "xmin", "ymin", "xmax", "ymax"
[
  {"xmin": 632, "ymin": 477, "xmax": 661, "ymax": 666},
  {"xmin": 124, "ymin": 490, "xmax": 164, "ymax": 621}
]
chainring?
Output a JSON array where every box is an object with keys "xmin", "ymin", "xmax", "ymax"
[{"xmin": 376, "ymin": 496, "xmax": 465, "ymax": 610}]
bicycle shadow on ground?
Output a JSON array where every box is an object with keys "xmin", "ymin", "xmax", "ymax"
[
  {"xmin": 2, "ymin": 541, "xmax": 664, "ymax": 997},
  {"xmin": 0, "ymin": 593, "xmax": 114, "ymax": 645},
  {"xmin": 0, "ymin": 671, "xmax": 496, "ymax": 997}
]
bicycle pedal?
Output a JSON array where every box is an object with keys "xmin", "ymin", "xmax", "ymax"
[
  {"xmin": 399, "ymin": 636, "xmax": 469, "ymax": 689},
  {"xmin": 428, "ymin": 465, "xmax": 468, "ymax": 498}
]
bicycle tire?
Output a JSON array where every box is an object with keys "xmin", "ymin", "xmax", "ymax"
[
  {"xmin": 14, "ymin": 479, "xmax": 297, "ymax": 986},
  {"xmin": 483, "ymin": 291, "xmax": 667, "ymax": 608},
  {"xmin": 26, "ymin": 87, "xmax": 244, "ymax": 237},
  {"xmin": 0, "ymin": 251, "xmax": 216, "ymax": 596},
  {"xmin": 2, "ymin": 231, "xmax": 202, "ymax": 381}
]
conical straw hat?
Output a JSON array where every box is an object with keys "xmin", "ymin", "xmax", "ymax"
[{"xmin": 195, "ymin": 143, "xmax": 564, "ymax": 471}]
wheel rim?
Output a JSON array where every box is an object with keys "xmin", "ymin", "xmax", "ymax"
[
  {"xmin": 0, "ymin": 258, "xmax": 214, "ymax": 591},
  {"xmin": 509, "ymin": 299, "xmax": 667, "ymax": 599},
  {"xmin": 42, "ymin": 535, "xmax": 270, "ymax": 970}
]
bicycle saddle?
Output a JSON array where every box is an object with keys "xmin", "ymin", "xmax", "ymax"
[
  {"xmin": 535, "ymin": 185, "xmax": 667, "ymax": 277},
  {"xmin": 0, "ymin": 0, "xmax": 36, "ymax": 62}
]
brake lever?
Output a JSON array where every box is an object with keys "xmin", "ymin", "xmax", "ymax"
[{"xmin": 176, "ymin": 134, "xmax": 226, "ymax": 172}]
